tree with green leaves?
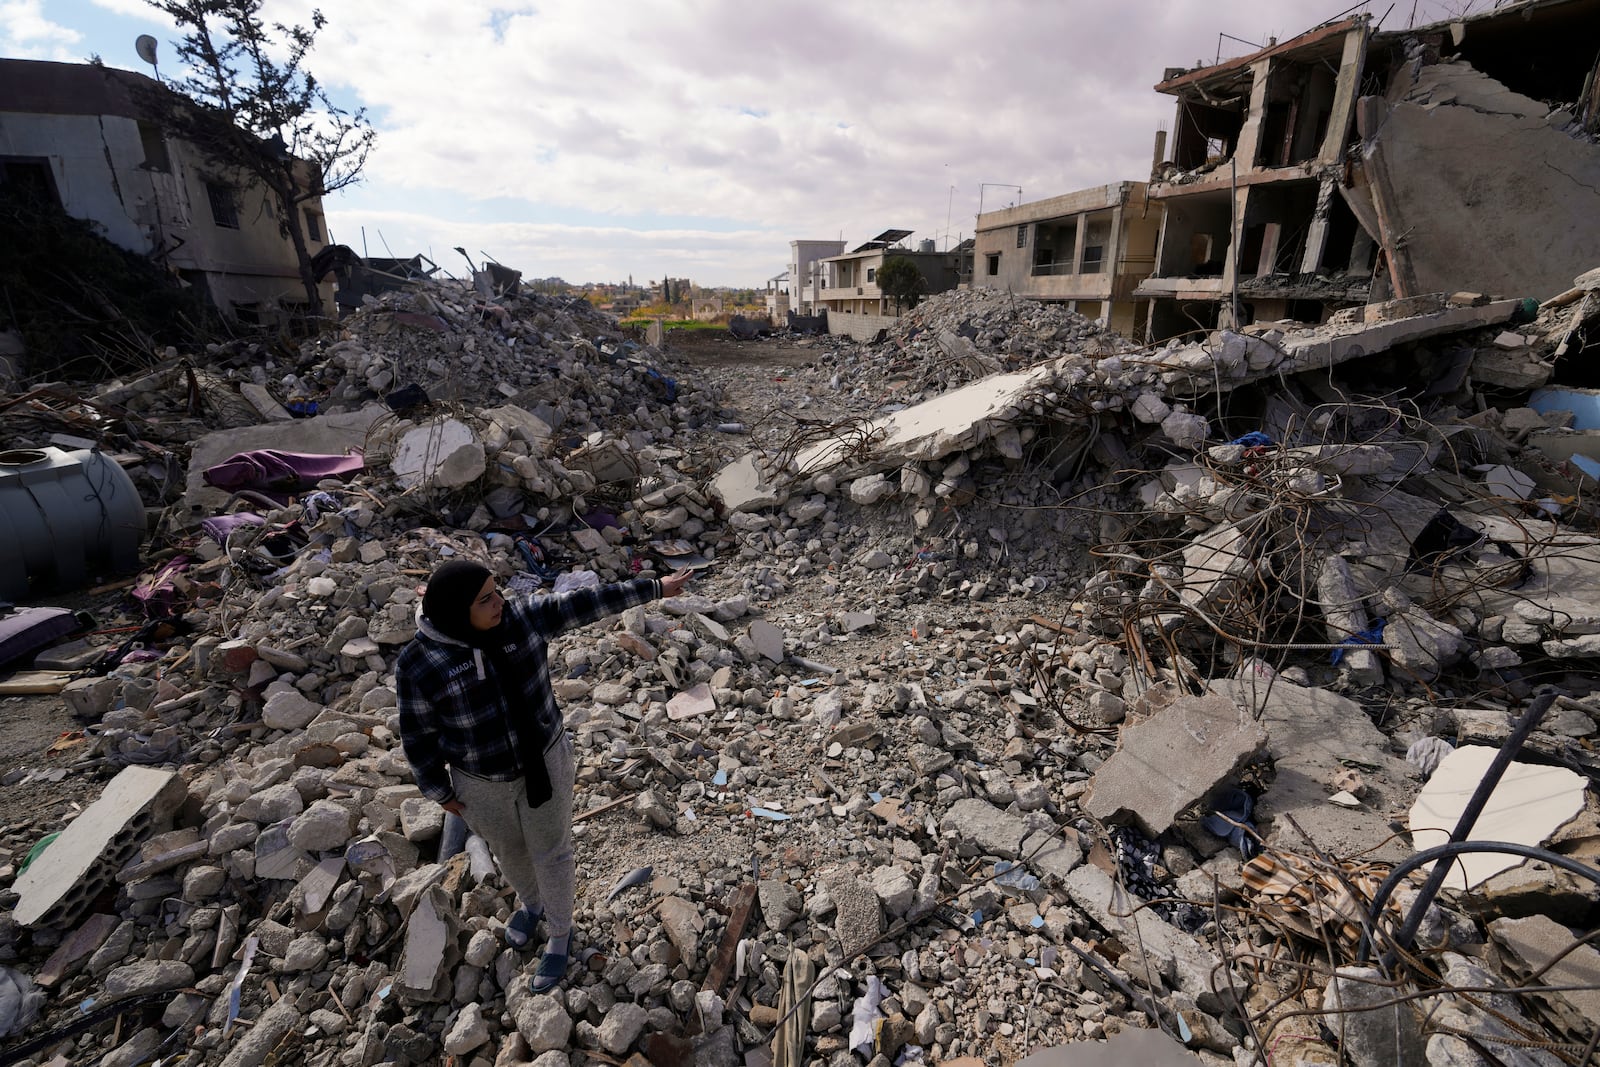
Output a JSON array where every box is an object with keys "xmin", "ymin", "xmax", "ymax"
[
  {"xmin": 144, "ymin": 0, "xmax": 374, "ymax": 316},
  {"xmin": 877, "ymin": 256, "xmax": 927, "ymax": 314}
]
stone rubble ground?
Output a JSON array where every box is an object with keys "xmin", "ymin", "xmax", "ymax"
[{"xmin": 0, "ymin": 277, "xmax": 1598, "ymax": 1067}]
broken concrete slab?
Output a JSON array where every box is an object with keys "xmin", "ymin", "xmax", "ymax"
[
  {"xmin": 1214, "ymin": 675, "xmax": 1415, "ymax": 861},
  {"xmin": 1489, "ymin": 914, "xmax": 1600, "ymax": 1023},
  {"xmin": 390, "ymin": 417, "xmax": 487, "ymax": 490},
  {"xmin": 12, "ymin": 766, "xmax": 185, "ymax": 927},
  {"xmin": 940, "ymin": 798, "xmax": 1028, "ymax": 859},
  {"xmin": 709, "ymin": 452, "xmax": 786, "ymax": 513},
  {"xmin": 665, "ymin": 682, "xmax": 716, "ymax": 721},
  {"xmin": 795, "ymin": 362, "xmax": 1061, "ymax": 472},
  {"xmin": 1409, "ymin": 745, "xmax": 1586, "ymax": 890},
  {"xmin": 1083, "ymin": 690, "xmax": 1267, "ymax": 838},
  {"xmin": 1064, "ymin": 864, "xmax": 1234, "ymax": 1013},
  {"xmin": 747, "ymin": 619, "xmax": 785, "ymax": 663}
]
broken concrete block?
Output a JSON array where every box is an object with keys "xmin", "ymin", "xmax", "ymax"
[
  {"xmin": 1084, "ymin": 691, "xmax": 1266, "ymax": 838},
  {"xmin": 391, "ymin": 417, "xmax": 487, "ymax": 490},
  {"xmin": 1489, "ymin": 914, "xmax": 1600, "ymax": 1023},
  {"xmin": 1214, "ymin": 676, "xmax": 1414, "ymax": 860},
  {"xmin": 820, "ymin": 868, "xmax": 882, "ymax": 958},
  {"xmin": 262, "ymin": 688, "xmax": 321, "ymax": 731},
  {"xmin": 657, "ymin": 896, "xmax": 703, "ymax": 968},
  {"xmin": 1317, "ymin": 556, "xmax": 1383, "ymax": 686},
  {"xmin": 1409, "ymin": 745, "xmax": 1586, "ymax": 890},
  {"xmin": 1160, "ymin": 410, "xmax": 1209, "ymax": 449},
  {"xmin": 665, "ymin": 682, "xmax": 715, "ymax": 721},
  {"xmin": 1324, "ymin": 966, "xmax": 1426, "ymax": 1067},
  {"xmin": 397, "ymin": 885, "xmax": 458, "ymax": 1001},
  {"xmin": 1064, "ymin": 864, "xmax": 1232, "ymax": 1012},
  {"xmin": 710, "ymin": 453, "xmax": 785, "ymax": 512},
  {"xmin": 286, "ymin": 799, "xmax": 357, "ymax": 853},
  {"xmin": 1130, "ymin": 392, "xmax": 1171, "ymax": 425},
  {"xmin": 747, "ymin": 619, "xmax": 785, "ymax": 663},
  {"xmin": 12, "ymin": 766, "xmax": 184, "ymax": 927},
  {"xmin": 848, "ymin": 473, "xmax": 894, "ymax": 505},
  {"xmin": 514, "ymin": 992, "xmax": 573, "ymax": 1054},
  {"xmin": 1179, "ymin": 523, "xmax": 1256, "ymax": 612},
  {"xmin": 940, "ymin": 798, "xmax": 1028, "ymax": 859}
]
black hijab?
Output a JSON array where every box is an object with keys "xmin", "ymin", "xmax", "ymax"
[{"xmin": 422, "ymin": 560, "xmax": 496, "ymax": 645}]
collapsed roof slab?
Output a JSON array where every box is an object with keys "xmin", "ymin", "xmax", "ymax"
[
  {"xmin": 711, "ymin": 297, "xmax": 1520, "ymax": 495},
  {"xmin": 795, "ymin": 362, "xmax": 1062, "ymax": 472}
]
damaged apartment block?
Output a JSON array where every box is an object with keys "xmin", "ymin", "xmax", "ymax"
[{"xmin": 1136, "ymin": 0, "xmax": 1600, "ymax": 340}]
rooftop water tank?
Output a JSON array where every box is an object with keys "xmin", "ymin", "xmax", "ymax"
[
  {"xmin": 0, "ymin": 447, "xmax": 146, "ymax": 600},
  {"xmin": 919, "ymin": 239, "xmax": 936, "ymax": 253}
]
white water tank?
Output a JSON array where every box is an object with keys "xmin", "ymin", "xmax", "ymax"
[
  {"xmin": 919, "ymin": 239, "xmax": 936, "ymax": 253},
  {"xmin": 0, "ymin": 447, "xmax": 146, "ymax": 600}
]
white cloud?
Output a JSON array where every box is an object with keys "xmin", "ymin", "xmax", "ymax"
[
  {"xmin": 47, "ymin": 0, "xmax": 1481, "ymax": 283},
  {"xmin": 322, "ymin": 208, "xmax": 783, "ymax": 287},
  {"xmin": 0, "ymin": 0, "xmax": 84, "ymax": 60}
]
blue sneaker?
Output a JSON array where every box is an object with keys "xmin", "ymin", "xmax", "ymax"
[
  {"xmin": 505, "ymin": 907, "xmax": 541, "ymax": 949},
  {"xmin": 529, "ymin": 945, "xmax": 568, "ymax": 993}
]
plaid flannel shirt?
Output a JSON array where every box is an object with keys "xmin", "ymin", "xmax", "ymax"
[{"xmin": 396, "ymin": 576, "xmax": 660, "ymax": 804}]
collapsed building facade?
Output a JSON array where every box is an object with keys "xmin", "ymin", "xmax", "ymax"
[
  {"xmin": 0, "ymin": 60, "xmax": 335, "ymax": 323},
  {"xmin": 969, "ymin": 182, "xmax": 1160, "ymax": 339},
  {"xmin": 1137, "ymin": 0, "xmax": 1600, "ymax": 339}
]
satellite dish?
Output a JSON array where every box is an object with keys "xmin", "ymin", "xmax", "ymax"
[{"xmin": 135, "ymin": 35, "xmax": 158, "ymax": 66}]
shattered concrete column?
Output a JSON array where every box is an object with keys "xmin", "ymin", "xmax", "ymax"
[{"xmin": 1317, "ymin": 555, "xmax": 1383, "ymax": 685}]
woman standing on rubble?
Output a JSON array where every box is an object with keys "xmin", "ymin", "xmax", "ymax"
[{"xmin": 396, "ymin": 558, "xmax": 692, "ymax": 994}]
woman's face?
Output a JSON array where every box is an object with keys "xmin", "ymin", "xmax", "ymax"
[{"xmin": 468, "ymin": 576, "xmax": 504, "ymax": 630}]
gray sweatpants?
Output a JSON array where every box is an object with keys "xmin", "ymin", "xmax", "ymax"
[{"xmin": 449, "ymin": 729, "xmax": 576, "ymax": 938}]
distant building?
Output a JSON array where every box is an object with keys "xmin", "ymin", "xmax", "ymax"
[
  {"xmin": 788, "ymin": 239, "xmax": 845, "ymax": 315},
  {"xmin": 0, "ymin": 58, "xmax": 334, "ymax": 322},
  {"xmin": 764, "ymin": 271, "xmax": 790, "ymax": 323},
  {"xmin": 971, "ymin": 181, "xmax": 1158, "ymax": 338},
  {"xmin": 817, "ymin": 231, "xmax": 962, "ymax": 341}
]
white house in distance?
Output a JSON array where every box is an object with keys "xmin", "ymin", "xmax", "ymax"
[
  {"xmin": 0, "ymin": 58, "xmax": 333, "ymax": 322},
  {"xmin": 788, "ymin": 239, "xmax": 844, "ymax": 316}
]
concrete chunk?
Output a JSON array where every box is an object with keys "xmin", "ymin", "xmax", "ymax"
[
  {"xmin": 1064, "ymin": 864, "xmax": 1233, "ymax": 1012},
  {"xmin": 13, "ymin": 766, "xmax": 184, "ymax": 927},
  {"xmin": 940, "ymin": 798, "xmax": 1028, "ymax": 859},
  {"xmin": 1213, "ymin": 676, "xmax": 1414, "ymax": 860},
  {"xmin": 666, "ymin": 682, "xmax": 716, "ymax": 721},
  {"xmin": 1084, "ymin": 691, "xmax": 1266, "ymax": 838},
  {"xmin": 1489, "ymin": 915, "xmax": 1600, "ymax": 1022}
]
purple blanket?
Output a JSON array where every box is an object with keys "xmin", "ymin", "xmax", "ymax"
[
  {"xmin": 0, "ymin": 607, "xmax": 81, "ymax": 670},
  {"xmin": 202, "ymin": 449, "xmax": 364, "ymax": 502}
]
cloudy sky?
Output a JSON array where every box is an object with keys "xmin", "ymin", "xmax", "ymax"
[{"xmin": 8, "ymin": 0, "xmax": 1471, "ymax": 287}]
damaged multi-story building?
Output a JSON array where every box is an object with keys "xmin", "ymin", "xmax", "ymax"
[
  {"xmin": 1136, "ymin": 0, "xmax": 1600, "ymax": 340},
  {"xmin": 970, "ymin": 181, "xmax": 1160, "ymax": 338},
  {"xmin": 0, "ymin": 59, "xmax": 335, "ymax": 322}
]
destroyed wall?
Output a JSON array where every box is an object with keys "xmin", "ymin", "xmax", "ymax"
[
  {"xmin": 1356, "ymin": 55, "xmax": 1600, "ymax": 302},
  {"xmin": 827, "ymin": 311, "xmax": 899, "ymax": 343},
  {"xmin": 0, "ymin": 58, "xmax": 334, "ymax": 321}
]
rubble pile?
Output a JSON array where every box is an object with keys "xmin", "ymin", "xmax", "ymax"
[
  {"xmin": 1, "ymin": 269, "xmax": 1599, "ymax": 1067},
  {"xmin": 820, "ymin": 288, "xmax": 1139, "ymax": 404}
]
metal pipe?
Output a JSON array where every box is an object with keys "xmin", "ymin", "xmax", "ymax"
[
  {"xmin": 1387, "ymin": 688, "xmax": 1556, "ymax": 964},
  {"xmin": 1360, "ymin": 839, "xmax": 1600, "ymax": 964}
]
